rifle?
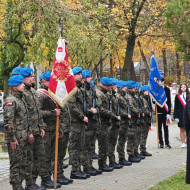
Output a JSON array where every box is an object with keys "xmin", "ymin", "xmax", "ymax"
[
  {"xmin": 83, "ymin": 73, "xmax": 88, "ymax": 126},
  {"xmin": 140, "ymin": 93, "xmax": 145, "ymax": 125},
  {"xmin": 147, "ymin": 95, "xmax": 152, "ymax": 126},
  {"xmin": 108, "ymin": 87, "xmax": 113, "ymax": 126},
  {"xmin": 116, "ymin": 92, "xmax": 121, "ymax": 127},
  {"xmin": 92, "ymin": 75, "xmax": 97, "ymax": 121},
  {"xmin": 126, "ymin": 88, "xmax": 132, "ymax": 127},
  {"xmin": 136, "ymin": 88, "xmax": 141, "ymax": 125}
]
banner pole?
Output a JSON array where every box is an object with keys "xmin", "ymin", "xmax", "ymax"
[
  {"xmin": 54, "ymin": 103, "xmax": 59, "ymax": 189},
  {"xmin": 155, "ymin": 105, "xmax": 159, "ymax": 147}
]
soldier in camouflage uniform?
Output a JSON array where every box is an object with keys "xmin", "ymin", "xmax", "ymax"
[
  {"xmin": 80, "ymin": 70, "xmax": 102, "ymax": 176},
  {"xmin": 58, "ymin": 103, "xmax": 73, "ymax": 179},
  {"xmin": 68, "ymin": 67, "xmax": 96, "ymax": 179},
  {"xmin": 96, "ymin": 77, "xmax": 120, "ymax": 172},
  {"xmin": 108, "ymin": 78, "xmax": 123, "ymax": 169},
  {"xmin": 116, "ymin": 81, "xmax": 132, "ymax": 166},
  {"xmin": 126, "ymin": 80, "xmax": 141, "ymax": 163},
  {"xmin": 4, "ymin": 75, "xmax": 33, "ymax": 190},
  {"xmin": 37, "ymin": 72, "xmax": 72, "ymax": 185},
  {"xmin": 134, "ymin": 83, "xmax": 145, "ymax": 160},
  {"xmin": 20, "ymin": 68, "xmax": 57, "ymax": 190},
  {"xmin": 140, "ymin": 86, "xmax": 152, "ymax": 156}
]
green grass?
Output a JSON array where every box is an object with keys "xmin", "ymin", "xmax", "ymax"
[{"xmin": 149, "ymin": 168, "xmax": 190, "ymax": 190}]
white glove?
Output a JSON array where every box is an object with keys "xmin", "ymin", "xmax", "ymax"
[{"xmin": 175, "ymin": 118, "xmax": 179, "ymax": 123}]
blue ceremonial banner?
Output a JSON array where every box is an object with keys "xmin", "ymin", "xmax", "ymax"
[{"xmin": 148, "ymin": 56, "xmax": 167, "ymax": 108}]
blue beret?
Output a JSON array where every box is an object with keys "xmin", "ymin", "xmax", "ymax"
[
  {"xmin": 117, "ymin": 80, "xmax": 127, "ymax": 88},
  {"xmin": 73, "ymin": 67, "xmax": 82, "ymax": 75},
  {"xmin": 20, "ymin": 67, "xmax": 33, "ymax": 78},
  {"xmin": 82, "ymin": 70, "xmax": 92, "ymax": 78},
  {"xmin": 11, "ymin": 67, "xmax": 22, "ymax": 75},
  {"xmin": 90, "ymin": 81, "xmax": 95, "ymax": 88},
  {"xmin": 141, "ymin": 85, "xmax": 149, "ymax": 92},
  {"xmin": 39, "ymin": 74, "xmax": 43, "ymax": 80},
  {"xmin": 42, "ymin": 72, "xmax": 51, "ymax": 81},
  {"xmin": 110, "ymin": 78, "xmax": 118, "ymax": 85},
  {"xmin": 135, "ymin": 82, "xmax": 141, "ymax": 89},
  {"xmin": 100, "ymin": 77, "xmax": 112, "ymax": 86},
  {"xmin": 126, "ymin": 80, "xmax": 136, "ymax": 89},
  {"xmin": 8, "ymin": 75, "xmax": 24, "ymax": 87}
]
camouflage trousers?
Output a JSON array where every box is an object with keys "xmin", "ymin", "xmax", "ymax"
[
  {"xmin": 68, "ymin": 123, "xmax": 85, "ymax": 172},
  {"xmin": 57, "ymin": 132, "xmax": 69, "ymax": 178},
  {"xmin": 117, "ymin": 124, "xmax": 128, "ymax": 159},
  {"xmin": 97, "ymin": 125, "xmax": 110, "ymax": 167},
  {"xmin": 89, "ymin": 128, "xmax": 97, "ymax": 157},
  {"xmin": 127, "ymin": 119, "xmax": 137, "ymax": 156},
  {"xmin": 140, "ymin": 117, "xmax": 150, "ymax": 152},
  {"xmin": 80, "ymin": 128, "xmax": 95, "ymax": 170},
  {"xmin": 32, "ymin": 134, "xmax": 50, "ymax": 182},
  {"xmin": 7, "ymin": 141, "xmax": 33, "ymax": 189},
  {"xmin": 134, "ymin": 124, "xmax": 142, "ymax": 154},
  {"xmin": 108, "ymin": 126, "xmax": 119, "ymax": 163}
]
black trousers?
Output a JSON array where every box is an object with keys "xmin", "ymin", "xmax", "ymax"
[
  {"xmin": 157, "ymin": 114, "xmax": 169, "ymax": 145},
  {"xmin": 186, "ymin": 132, "xmax": 190, "ymax": 184}
]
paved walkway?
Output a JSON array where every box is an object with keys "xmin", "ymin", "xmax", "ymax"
[{"xmin": 0, "ymin": 123, "xmax": 187, "ymax": 190}]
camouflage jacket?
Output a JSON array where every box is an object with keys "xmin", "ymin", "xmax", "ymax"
[
  {"xmin": 37, "ymin": 86, "xmax": 64, "ymax": 133},
  {"xmin": 96, "ymin": 86, "xmax": 118, "ymax": 125},
  {"xmin": 126, "ymin": 91, "xmax": 138, "ymax": 117},
  {"xmin": 67, "ymin": 80, "xmax": 85, "ymax": 123},
  {"xmin": 23, "ymin": 85, "xmax": 45, "ymax": 135},
  {"xmin": 61, "ymin": 103, "xmax": 71, "ymax": 133},
  {"xmin": 117, "ymin": 89, "xmax": 129, "ymax": 125},
  {"xmin": 84, "ymin": 82, "xmax": 100, "ymax": 129},
  {"xmin": 142, "ymin": 95, "xmax": 151, "ymax": 116},
  {"xmin": 4, "ymin": 89, "xmax": 30, "ymax": 143}
]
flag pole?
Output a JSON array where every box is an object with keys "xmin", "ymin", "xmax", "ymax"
[
  {"xmin": 54, "ymin": 103, "xmax": 59, "ymax": 189},
  {"xmin": 155, "ymin": 105, "xmax": 159, "ymax": 147}
]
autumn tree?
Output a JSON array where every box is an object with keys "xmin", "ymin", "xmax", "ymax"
[{"xmin": 165, "ymin": 0, "xmax": 190, "ymax": 61}]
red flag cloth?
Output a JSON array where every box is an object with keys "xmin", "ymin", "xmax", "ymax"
[{"xmin": 48, "ymin": 38, "xmax": 77, "ymax": 107}]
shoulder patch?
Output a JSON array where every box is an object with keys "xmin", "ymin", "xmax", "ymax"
[
  {"xmin": 7, "ymin": 102, "xmax": 13, "ymax": 106},
  {"xmin": 97, "ymin": 94, "xmax": 102, "ymax": 97},
  {"xmin": 128, "ymin": 96, "xmax": 131, "ymax": 99},
  {"xmin": 37, "ymin": 96, "xmax": 40, "ymax": 98}
]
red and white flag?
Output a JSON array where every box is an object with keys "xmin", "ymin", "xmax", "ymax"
[{"xmin": 48, "ymin": 38, "xmax": 77, "ymax": 107}]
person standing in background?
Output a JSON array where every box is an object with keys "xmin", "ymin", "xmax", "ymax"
[
  {"xmin": 174, "ymin": 83, "xmax": 189, "ymax": 148},
  {"xmin": 157, "ymin": 78, "xmax": 172, "ymax": 148}
]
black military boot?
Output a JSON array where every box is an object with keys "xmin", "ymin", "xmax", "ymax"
[
  {"xmin": 91, "ymin": 153, "xmax": 99, "ymax": 159},
  {"xmin": 99, "ymin": 164, "xmax": 114, "ymax": 172},
  {"xmin": 91, "ymin": 166, "xmax": 103, "ymax": 175},
  {"xmin": 119, "ymin": 158, "xmax": 132, "ymax": 166},
  {"xmin": 34, "ymin": 184, "xmax": 46, "ymax": 190},
  {"xmin": 128, "ymin": 155, "xmax": 141, "ymax": 163},
  {"xmin": 62, "ymin": 175, "xmax": 73, "ymax": 183},
  {"xmin": 57, "ymin": 177, "xmax": 69, "ymax": 185},
  {"xmin": 41, "ymin": 179, "xmax": 61, "ymax": 189},
  {"xmin": 62, "ymin": 164, "xmax": 68, "ymax": 169},
  {"xmin": 26, "ymin": 184, "xmax": 46, "ymax": 190},
  {"xmin": 140, "ymin": 151, "xmax": 152, "ymax": 157},
  {"xmin": 109, "ymin": 162, "xmax": 123, "ymax": 169},
  {"xmin": 84, "ymin": 168, "xmax": 97, "ymax": 176},
  {"xmin": 70, "ymin": 171, "xmax": 87, "ymax": 179},
  {"xmin": 135, "ymin": 153, "xmax": 145, "ymax": 160}
]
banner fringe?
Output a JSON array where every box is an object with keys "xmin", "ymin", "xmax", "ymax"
[{"xmin": 48, "ymin": 87, "xmax": 77, "ymax": 108}]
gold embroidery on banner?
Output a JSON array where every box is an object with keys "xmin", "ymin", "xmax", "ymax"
[{"xmin": 52, "ymin": 60, "xmax": 71, "ymax": 81}]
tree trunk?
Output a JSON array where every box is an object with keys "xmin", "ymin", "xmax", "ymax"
[
  {"xmin": 110, "ymin": 53, "xmax": 113, "ymax": 78},
  {"xmin": 3, "ymin": 74, "xmax": 9, "ymax": 99},
  {"xmin": 137, "ymin": 40, "xmax": 149, "ymax": 73},
  {"xmin": 176, "ymin": 52, "xmax": 181, "ymax": 84},
  {"xmin": 100, "ymin": 59, "xmax": 103, "ymax": 78},
  {"xmin": 162, "ymin": 48, "xmax": 168, "ymax": 77},
  {"xmin": 122, "ymin": 34, "xmax": 136, "ymax": 81}
]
